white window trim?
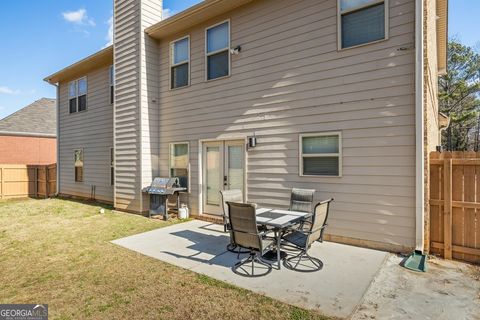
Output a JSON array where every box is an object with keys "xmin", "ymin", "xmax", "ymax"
[
  {"xmin": 205, "ymin": 19, "xmax": 231, "ymax": 82},
  {"xmin": 68, "ymin": 76, "xmax": 88, "ymax": 113},
  {"xmin": 299, "ymin": 132, "xmax": 342, "ymax": 177},
  {"xmin": 337, "ymin": 0, "xmax": 389, "ymax": 51},
  {"xmin": 169, "ymin": 35, "xmax": 191, "ymax": 90},
  {"xmin": 109, "ymin": 65, "xmax": 114, "ymax": 104},
  {"xmin": 110, "ymin": 147, "xmax": 114, "ymax": 186},
  {"xmin": 74, "ymin": 148, "xmax": 84, "ymax": 183},
  {"xmin": 169, "ymin": 142, "xmax": 190, "ymax": 192}
]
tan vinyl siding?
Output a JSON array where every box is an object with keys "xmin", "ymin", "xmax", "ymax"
[
  {"xmin": 156, "ymin": 0, "xmax": 417, "ymax": 248},
  {"xmin": 140, "ymin": 0, "xmax": 162, "ymax": 205},
  {"xmin": 58, "ymin": 66, "xmax": 114, "ymax": 203},
  {"xmin": 114, "ymin": 0, "xmax": 142, "ymax": 212},
  {"xmin": 113, "ymin": 0, "xmax": 162, "ymax": 212}
]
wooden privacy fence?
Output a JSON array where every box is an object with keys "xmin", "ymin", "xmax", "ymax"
[
  {"xmin": 0, "ymin": 164, "xmax": 56, "ymax": 199},
  {"xmin": 429, "ymin": 152, "xmax": 480, "ymax": 264}
]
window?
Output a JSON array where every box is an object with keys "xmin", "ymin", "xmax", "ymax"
[
  {"xmin": 68, "ymin": 77, "xmax": 87, "ymax": 113},
  {"xmin": 170, "ymin": 37, "xmax": 190, "ymax": 89},
  {"xmin": 206, "ymin": 21, "xmax": 230, "ymax": 80},
  {"xmin": 300, "ymin": 132, "xmax": 342, "ymax": 177},
  {"xmin": 110, "ymin": 147, "xmax": 114, "ymax": 186},
  {"xmin": 169, "ymin": 142, "xmax": 189, "ymax": 190},
  {"xmin": 109, "ymin": 66, "xmax": 114, "ymax": 104},
  {"xmin": 74, "ymin": 149, "xmax": 84, "ymax": 182},
  {"xmin": 338, "ymin": 0, "xmax": 387, "ymax": 49}
]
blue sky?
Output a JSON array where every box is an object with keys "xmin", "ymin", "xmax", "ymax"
[{"xmin": 0, "ymin": 0, "xmax": 478, "ymax": 119}]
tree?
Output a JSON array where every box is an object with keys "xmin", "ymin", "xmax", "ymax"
[{"xmin": 439, "ymin": 40, "xmax": 480, "ymax": 151}]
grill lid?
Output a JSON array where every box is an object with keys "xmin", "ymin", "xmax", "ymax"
[{"xmin": 142, "ymin": 177, "xmax": 186, "ymax": 194}]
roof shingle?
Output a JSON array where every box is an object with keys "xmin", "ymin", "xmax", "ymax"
[{"xmin": 0, "ymin": 98, "xmax": 56, "ymax": 137}]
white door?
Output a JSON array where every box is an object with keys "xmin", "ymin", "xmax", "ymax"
[{"xmin": 202, "ymin": 140, "xmax": 245, "ymax": 215}]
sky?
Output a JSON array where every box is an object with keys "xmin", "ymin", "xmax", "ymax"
[{"xmin": 0, "ymin": 0, "xmax": 478, "ymax": 119}]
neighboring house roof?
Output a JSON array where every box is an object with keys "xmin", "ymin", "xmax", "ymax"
[
  {"xmin": 44, "ymin": 46, "xmax": 113, "ymax": 84},
  {"xmin": 0, "ymin": 98, "xmax": 57, "ymax": 138}
]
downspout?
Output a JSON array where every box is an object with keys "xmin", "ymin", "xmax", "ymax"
[
  {"xmin": 415, "ymin": 0, "xmax": 425, "ymax": 252},
  {"xmin": 44, "ymin": 80, "xmax": 60, "ymax": 197}
]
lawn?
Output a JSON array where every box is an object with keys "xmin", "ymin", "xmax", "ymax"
[{"xmin": 0, "ymin": 198, "xmax": 329, "ymax": 320}]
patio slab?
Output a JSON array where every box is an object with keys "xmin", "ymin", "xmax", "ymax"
[{"xmin": 112, "ymin": 219, "xmax": 388, "ymax": 318}]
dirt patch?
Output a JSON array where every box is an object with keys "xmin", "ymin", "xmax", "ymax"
[{"xmin": 351, "ymin": 254, "xmax": 480, "ymax": 320}]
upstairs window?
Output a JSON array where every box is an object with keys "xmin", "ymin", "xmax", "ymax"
[
  {"xmin": 339, "ymin": 0, "xmax": 387, "ymax": 49},
  {"xmin": 169, "ymin": 142, "xmax": 189, "ymax": 191},
  {"xmin": 300, "ymin": 132, "xmax": 342, "ymax": 177},
  {"xmin": 206, "ymin": 21, "xmax": 230, "ymax": 80},
  {"xmin": 68, "ymin": 77, "xmax": 87, "ymax": 113},
  {"xmin": 109, "ymin": 66, "xmax": 114, "ymax": 104},
  {"xmin": 170, "ymin": 36, "xmax": 190, "ymax": 89},
  {"xmin": 74, "ymin": 149, "xmax": 84, "ymax": 182}
]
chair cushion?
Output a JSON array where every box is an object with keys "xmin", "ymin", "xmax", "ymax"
[{"xmin": 283, "ymin": 231, "xmax": 308, "ymax": 248}]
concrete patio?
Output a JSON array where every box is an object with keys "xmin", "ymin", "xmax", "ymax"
[{"xmin": 112, "ymin": 219, "xmax": 388, "ymax": 319}]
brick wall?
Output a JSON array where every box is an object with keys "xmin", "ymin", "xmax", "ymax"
[{"xmin": 0, "ymin": 135, "xmax": 56, "ymax": 165}]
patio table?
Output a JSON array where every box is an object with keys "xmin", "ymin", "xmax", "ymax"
[{"xmin": 255, "ymin": 208, "xmax": 311, "ymax": 269}]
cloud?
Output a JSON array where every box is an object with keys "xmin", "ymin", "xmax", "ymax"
[
  {"xmin": 62, "ymin": 8, "xmax": 95, "ymax": 26},
  {"xmin": 163, "ymin": 8, "xmax": 176, "ymax": 19},
  {"xmin": 0, "ymin": 86, "xmax": 20, "ymax": 95},
  {"xmin": 103, "ymin": 15, "xmax": 114, "ymax": 49}
]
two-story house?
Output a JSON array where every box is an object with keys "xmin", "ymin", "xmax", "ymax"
[{"xmin": 45, "ymin": 0, "xmax": 448, "ymax": 253}]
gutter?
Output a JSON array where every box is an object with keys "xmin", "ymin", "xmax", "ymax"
[
  {"xmin": 0, "ymin": 131, "xmax": 56, "ymax": 138},
  {"xmin": 415, "ymin": 0, "xmax": 425, "ymax": 252}
]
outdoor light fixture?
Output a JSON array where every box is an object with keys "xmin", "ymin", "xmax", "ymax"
[
  {"xmin": 230, "ymin": 45, "xmax": 242, "ymax": 55},
  {"xmin": 248, "ymin": 136, "xmax": 257, "ymax": 149}
]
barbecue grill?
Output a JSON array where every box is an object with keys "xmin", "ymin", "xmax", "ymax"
[{"xmin": 142, "ymin": 177, "xmax": 186, "ymax": 220}]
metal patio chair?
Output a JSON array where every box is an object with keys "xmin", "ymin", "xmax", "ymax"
[
  {"xmin": 227, "ymin": 201, "xmax": 276, "ymax": 277},
  {"xmin": 285, "ymin": 188, "xmax": 316, "ymax": 235},
  {"xmin": 282, "ymin": 198, "xmax": 334, "ymax": 272},
  {"xmin": 289, "ymin": 188, "xmax": 315, "ymax": 213},
  {"xmin": 220, "ymin": 189, "xmax": 250, "ymax": 253}
]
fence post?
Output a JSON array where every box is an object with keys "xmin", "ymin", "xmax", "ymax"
[
  {"xmin": 443, "ymin": 158, "xmax": 453, "ymax": 259},
  {"xmin": 45, "ymin": 165, "xmax": 49, "ymax": 198}
]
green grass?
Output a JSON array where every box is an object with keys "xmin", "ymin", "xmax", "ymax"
[{"xmin": 0, "ymin": 198, "xmax": 331, "ymax": 320}]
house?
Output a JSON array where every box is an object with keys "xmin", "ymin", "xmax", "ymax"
[
  {"xmin": 44, "ymin": 0, "xmax": 448, "ymax": 253},
  {"xmin": 0, "ymin": 98, "xmax": 56, "ymax": 164}
]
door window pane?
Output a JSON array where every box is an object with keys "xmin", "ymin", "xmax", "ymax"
[
  {"xmin": 207, "ymin": 51, "xmax": 229, "ymax": 80},
  {"xmin": 207, "ymin": 22, "xmax": 229, "ymax": 53},
  {"xmin": 206, "ymin": 146, "xmax": 220, "ymax": 205},
  {"xmin": 342, "ymin": 3, "xmax": 385, "ymax": 48},
  {"xmin": 227, "ymin": 145, "xmax": 243, "ymax": 191}
]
